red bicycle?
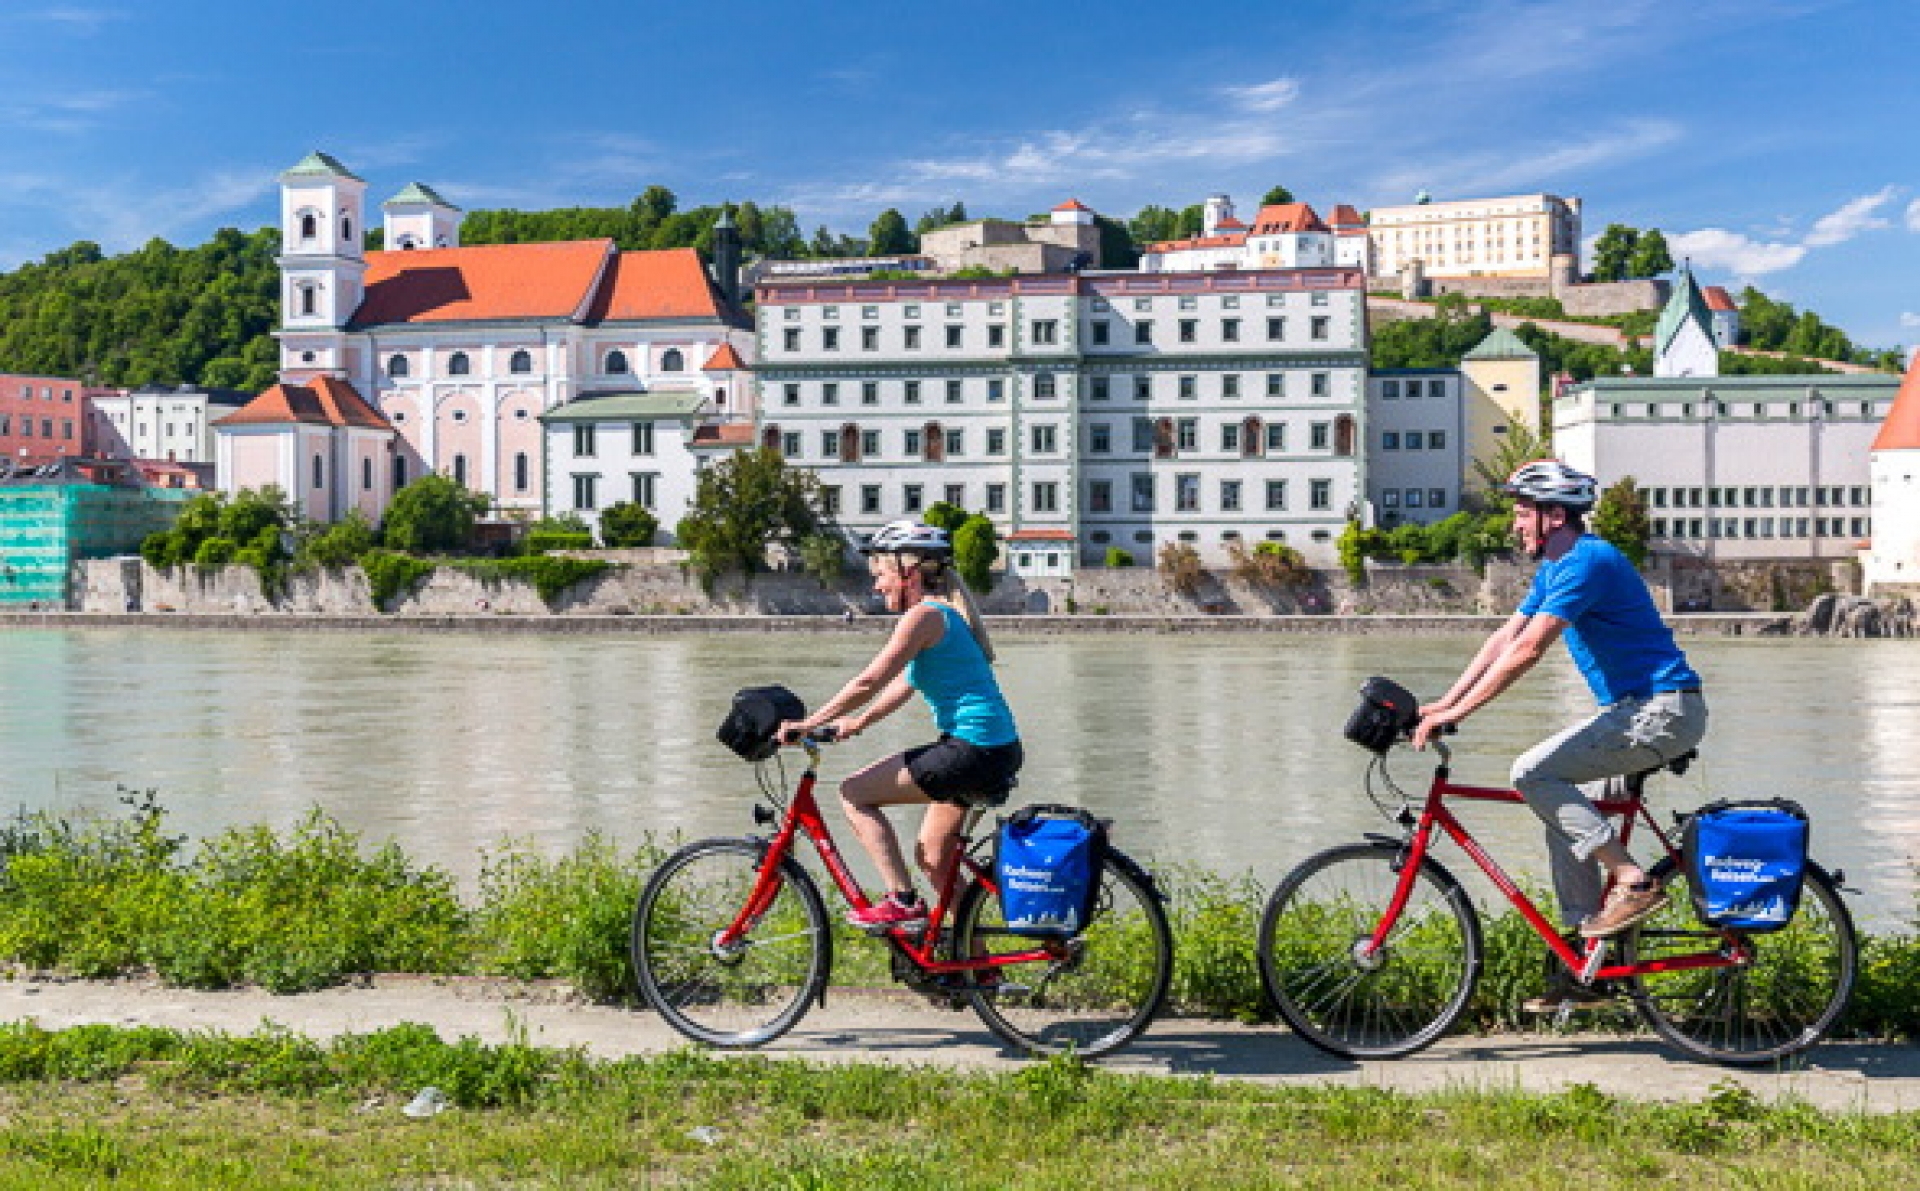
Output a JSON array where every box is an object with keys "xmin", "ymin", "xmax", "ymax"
[
  {"xmin": 1256, "ymin": 727, "xmax": 1857, "ymax": 1065},
  {"xmin": 630, "ymin": 730, "xmax": 1174, "ymax": 1058}
]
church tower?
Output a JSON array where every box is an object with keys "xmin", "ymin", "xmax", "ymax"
[
  {"xmin": 383, "ymin": 182, "xmax": 462, "ymax": 250},
  {"xmin": 277, "ymin": 151, "xmax": 367, "ymax": 380},
  {"xmin": 1652, "ymin": 263, "xmax": 1720, "ymax": 379},
  {"xmin": 1865, "ymin": 354, "xmax": 1920, "ymax": 594}
]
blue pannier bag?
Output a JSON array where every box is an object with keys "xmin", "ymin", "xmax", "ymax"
[
  {"xmin": 994, "ymin": 804, "xmax": 1107, "ymax": 938},
  {"xmin": 1683, "ymin": 799, "xmax": 1810, "ymax": 933}
]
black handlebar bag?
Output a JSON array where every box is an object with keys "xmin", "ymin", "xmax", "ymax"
[
  {"xmin": 716, "ymin": 686, "xmax": 806, "ymax": 762},
  {"xmin": 1343, "ymin": 677, "xmax": 1420, "ymax": 754}
]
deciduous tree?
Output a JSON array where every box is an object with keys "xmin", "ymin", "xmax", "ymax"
[{"xmin": 674, "ymin": 447, "xmax": 823, "ymax": 578}]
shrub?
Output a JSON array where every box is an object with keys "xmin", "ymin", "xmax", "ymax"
[
  {"xmin": 1104, "ymin": 547, "xmax": 1135, "ymax": 568},
  {"xmin": 524, "ymin": 530, "xmax": 594, "ymax": 555},
  {"xmin": 472, "ymin": 834, "xmax": 662, "ymax": 1000},
  {"xmin": 454, "ymin": 557, "xmax": 612, "ymax": 605},
  {"xmin": 952, "ymin": 514, "xmax": 1000, "ymax": 593},
  {"xmin": 382, "ymin": 475, "xmax": 489, "ymax": 554},
  {"xmin": 798, "ymin": 533, "xmax": 847, "ymax": 588},
  {"xmin": 359, "ymin": 549, "xmax": 436, "ymax": 611},
  {"xmin": 298, "ymin": 511, "xmax": 377, "ymax": 568},
  {"xmin": 596, "ymin": 502, "xmax": 659, "ymax": 548},
  {"xmin": 192, "ymin": 537, "xmax": 237, "ymax": 567},
  {"xmin": 1156, "ymin": 542, "xmax": 1204, "ymax": 595},
  {"xmin": 1229, "ymin": 540, "xmax": 1310, "ymax": 587}
]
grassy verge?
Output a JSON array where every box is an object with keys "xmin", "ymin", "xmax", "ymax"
[
  {"xmin": 1, "ymin": 794, "xmax": 1918, "ymax": 1041},
  {"xmin": 0, "ymin": 1023, "xmax": 1913, "ymax": 1187}
]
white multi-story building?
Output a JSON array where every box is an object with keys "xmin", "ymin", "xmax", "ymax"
[
  {"xmin": 1554, "ymin": 374, "xmax": 1898, "ymax": 561},
  {"xmin": 1366, "ymin": 370, "xmax": 1465, "ymax": 525},
  {"xmin": 90, "ymin": 384, "xmax": 251, "ymax": 464},
  {"xmin": 1140, "ymin": 198, "xmax": 1339, "ymax": 274},
  {"xmin": 754, "ymin": 267, "xmax": 1368, "ymax": 567},
  {"xmin": 1368, "ymin": 193, "xmax": 1581, "ymax": 282}
]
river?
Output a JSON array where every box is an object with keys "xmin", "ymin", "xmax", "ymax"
[{"xmin": 8, "ymin": 626, "xmax": 1918, "ymax": 927}]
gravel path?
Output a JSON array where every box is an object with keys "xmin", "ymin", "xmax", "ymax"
[{"xmin": 0, "ymin": 975, "xmax": 1911, "ymax": 1112}]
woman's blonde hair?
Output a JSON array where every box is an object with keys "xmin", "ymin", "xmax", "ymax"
[{"xmin": 901, "ymin": 554, "xmax": 996, "ymax": 663}]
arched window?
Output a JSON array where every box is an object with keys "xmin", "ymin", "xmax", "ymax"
[
  {"xmin": 514, "ymin": 452, "xmax": 529, "ymax": 492},
  {"xmin": 605, "ymin": 350, "xmax": 629, "ymax": 375},
  {"xmin": 509, "ymin": 349, "xmax": 533, "ymax": 375},
  {"xmin": 661, "ymin": 348, "xmax": 684, "ymax": 372},
  {"xmin": 447, "ymin": 352, "xmax": 471, "ymax": 376},
  {"xmin": 1242, "ymin": 415, "xmax": 1264, "ymax": 458},
  {"xmin": 393, "ymin": 455, "xmax": 408, "ymax": 490},
  {"xmin": 923, "ymin": 421, "xmax": 944, "ymax": 463},
  {"xmin": 839, "ymin": 423, "xmax": 861, "ymax": 463},
  {"xmin": 761, "ymin": 425, "xmax": 781, "ymax": 451},
  {"xmin": 299, "ymin": 212, "xmax": 317, "ymax": 241},
  {"xmin": 312, "ymin": 453, "xmax": 325, "ymax": 490},
  {"xmin": 1154, "ymin": 416, "xmax": 1175, "ymax": 459},
  {"xmin": 1334, "ymin": 414, "xmax": 1356, "ymax": 458},
  {"xmin": 387, "ymin": 354, "xmax": 409, "ymax": 378},
  {"xmin": 362, "ymin": 457, "xmax": 373, "ymax": 491},
  {"xmin": 453, "ymin": 454, "xmax": 468, "ymax": 486}
]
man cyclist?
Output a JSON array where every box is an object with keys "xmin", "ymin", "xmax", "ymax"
[{"xmin": 1413, "ymin": 461, "xmax": 1708, "ymax": 961}]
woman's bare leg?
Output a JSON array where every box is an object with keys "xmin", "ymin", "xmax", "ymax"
[{"xmin": 840, "ymin": 753, "xmax": 931, "ymax": 894}]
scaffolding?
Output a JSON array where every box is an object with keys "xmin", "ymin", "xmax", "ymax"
[{"xmin": 0, "ymin": 461, "xmax": 191, "ymax": 606}]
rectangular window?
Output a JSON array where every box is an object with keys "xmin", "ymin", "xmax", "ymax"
[
  {"xmin": 1265, "ymin": 480, "xmax": 1287, "ymax": 510},
  {"xmin": 1222, "ymin": 374, "xmax": 1240, "ymax": 399},
  {"xmin": 632, "ymin": 472, "xmax": 658, "ymax": 508},
  {"xmin": 1221, "ymin": 480, "xmax": 1242, "ymax": 512},
  {"xmin": 1222, "ymin": 318, "xmax": 1240, "ymax": 342},
  {"xmin": 986, "ymin": 483, "xmax": 1007, "ymax": 514},
  {"xmin": 1266, "ymin": 422, "xmax": 1286, "ymax": 452},
  {"xmin": 1131, "ymin": 473, "xmax": 1156, "ymax": 512},
  {"xmin": 1035, "ymin": 373, "xmax": 1057, "ymax": 399},
  {"xmin": 1311, "ymin": 316, "xmax": 1330, "ymax": 340},
  {"xmin": 1131, "ymin": 417, "xmax": 1155, "ymax": 453},
  {"xmin": 904, "ymin": 484, "xmax": 923, "ymax": 513},
  {"xmin": 1089, "ymin": 479, "xmax": 1113, "ymax": 513},
  {"xmin": 857, "ymin": 430, "xmax": 880, "ymax": 458},
  {"xmin": 783, "ymin": 383, "xmax": 800, "ymax": 407},
  {"xmin": 939, "ymin": 428, "xmax": 962, "ymax": 457},
  {"xmin": 987, "ymin": 379, "xmax": 1005, "ymax": 402},
  {"xmin": 822, "ymin": 327, "xmax": 839, "ymax": 351},
  {"xmin": 818, "ymin": 430, "xmax": 837, "ymax": 457},
  {"xmin": 904, "ymin": 326, "xmax": 922, "ymax": 349},
  {"xmin": 1310, "ymin": 479, "xmax": 1332, "ymax": 510},
  {"xmin": 1031, "ymin": 482, "xmax": 1059, "ymax": 513},
  {"xmin": 1221, "ymin": 423, "xmax": 1241, "ymax": 453},
  {"xmin": 822, "ymin": 383, "xmax": 839, "ymax": 406},
  {"xmin": 904, "ymin": 380, "xmax": 921, "ymax": 404},
  {"xmin": 988, "ymin": 324, "xmax": 1005, "ymax": 348},
  {"xmin": 1383, "ymin": 489, "xmax": 1401, "ymax": 509},
  {"xmin": 904, "ymin": 429, "xmax": 923, "ymax": 456},
  {"xmin": 1179, "ymin": 319, "xmax": 1198, "ymax": 343},
  {"xmin": 1383, "ymin": 380, "xmax": 1400, "ymax": 400},
  {"xmin": 1134, "ymin": 375, "xmax": 1152, "ymax": 401},
  {"xmin": 946, "ymin": 379, "xmax": 963, "ymax": 404},
  {"xmin": 862, "ymin": 381, "xmax": 879, "ymax": 406},
  {"xmin": 1178, "ymin": 375, "xmax": 1197, "ymax": 400},
  {"xmin": 1176, "ymin": 418, "xmax": 1198, "ymax": 451},
  {"xmin": 1176, "ymin": 473, "xmax": 1200, "ymax": 512},
  {"xmin": 1091, "ymin": 376, "xmax": 1110, "ymax": 401},
  {"xmin": 987, "ymin": 428, "xmax": 1007, "ymax": 455},
  {"xmin": 780, "ymin": 431, "xmax": 802, "ymax": 457},
  {"xmin": 1089, "ymin": 423, "xmax": 1112, "ymax": 453},
  {"xmin": 1311, "ymin": 291, "xmax": 1329, "ymax": 306},
  {"xmin": 861, "ymin": 485, "xmax": 882, "ymax": 515},
  {"xmin": 572, "ymin": 473, "xmax": 598, "ymax": 510},
  {"xmin": 1382, "ymin": 431, "xmax": 1400, "ymax": 450},
  {"xmin": 783, "ymin": 328, "xmax": 800, "ymax": 351},
  {"xmin": 1267, "ymin": 317, "xmax": 1285, "ymax": 340},
  {"xmin": 1310, "ymin": 422, "xmax": 1330, "ymax": 450},
  {"xmin": 631, "ymin": 422, "xmax": 654, "ymax": 455},
  {"xmin": 946, "ymin": 325, "xmax": 963, "ymax": 348},
  {"xmin": 822, "ymin": 485, "xmax": 841, "ymax": 516},
  {"xmin": 1429, "ymin": 430, "xmax": 1446, "ymax": 449},
  {"xmin": 1311, "ymin": 372, "xmax": 1329, "ymax": 398},
  {"xmin": 861, "ymin": 327, "xmax": 878, "ymax": 350},
  {"xmin": 1032, "ymin": 320, "xmax": 1058, "ymax": 344},
  {"xmin": 1135, "ymin": 320, "xmax": 1153, "ymax": 345},
  {"xmin": 1266, "ymin": 373, "xmax": 1284, "ymax": 398},
  {"xmin": 1091, "ymin": 321, "xmax": 1110, "ymax": 345},
  {"xmin": 1031, "ymin": 424, "xmax": 1057, "ymax": 453},
  {"xmin": 1406, "ymin": 489, "xmax": 1426, "ymax": 509},
  {"xmin": 573, "ymin": 424, "xmax": 596, "ymax": 457},
  {"xmin": 945, "ymin": 484, "xmax": 965, "ymax": 506}
]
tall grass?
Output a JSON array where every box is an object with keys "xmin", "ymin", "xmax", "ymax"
[{"xmin": 0, "ymin": 794, "xmax": 1918, "ymax": 1042}]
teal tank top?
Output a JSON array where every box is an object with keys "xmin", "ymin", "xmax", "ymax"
[{"xmin": 905, "ymin": 602, "xmax": 1018, "ymax": 747}]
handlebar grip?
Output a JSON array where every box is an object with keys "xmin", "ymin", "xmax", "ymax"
[{"xmin": 809, "ymin": 726, "xmax": 840, "ymax": 743}]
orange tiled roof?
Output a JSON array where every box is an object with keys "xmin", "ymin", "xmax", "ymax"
[
  {"xmin": 690, "ymin": 422, "xmax": 756, "ymax": 448},
  {"xmin": 1702, "ymin": 285, "xmax": 1738, "ymax": 313},
  {"xmin": 1148, "ymin": 232, "xmax": 1248, "ymax": 253},
  {"xmin": 221, "ymin": 375, "xmax": 392, "ymax": 430},
  {"xmin": 1328, "ymin": 204, "xmax": 1365, "ymax": 227},
  {"xmin": 1008, "ymin": 528, "xmax": 1075, "ymax": 541},
  {"xmin": 1053, "ymin": 199, "xmax": 1092, "ymax": 212},
  {"xmin": 591, "ymin": 248, "xmax": 726, "ymax": 322},
  {"xmin": 702, "ymin": 343, "xmax": 747, "ymax": 371},
  {"xmin": 1249, "ymin": 202, "xmax": 1328, "ymax": 235},
  {"xmin": 353, "ymin": 240, "xmax": 614, "ymax": 327},
  {"xmin": 1215, "ymin": 216, "xmax": 1247, "ymax": 229},
  {"xmin": 1872, "ymin": 356, "xmax": 1920, "ymax": 451}
]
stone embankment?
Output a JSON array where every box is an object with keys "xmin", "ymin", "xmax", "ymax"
[{"xmin": 1796, "ymin": 593, "xmax": 1918, "ymax": 638}]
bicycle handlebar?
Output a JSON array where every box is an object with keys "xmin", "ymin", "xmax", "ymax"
[{"xmin": 779, "ymin": 726, "xmax": 840, "ymax": 746}]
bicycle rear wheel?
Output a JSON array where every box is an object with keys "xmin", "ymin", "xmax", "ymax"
[
  {"xmin": 951, "ymin": 848, "xmax": 1173, "ymax": 1059},
  {"xmin": 1626, "ymin": 857, "xmax": 1856, "ymax": 1065},
  {"xmin": 631, "ymin": 837, "xmax": 832, "ymax": 1048},
  {"xmin": 1258, "ymin": 842, "xmax": 1482, "ymax": 1059}
]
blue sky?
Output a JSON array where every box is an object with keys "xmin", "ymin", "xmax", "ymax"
[{"xmin": 3, "ymin": 0, "xmax": 1917, "ymax": 350}]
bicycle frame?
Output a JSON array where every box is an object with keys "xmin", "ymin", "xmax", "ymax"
[
  {"xmin": 1372, "ymin": 743, "xmax": 1750, "ymax": 982},
  {"xmin": 720, "ymin": 742, "xmax": 1061, "ymax": 977}
]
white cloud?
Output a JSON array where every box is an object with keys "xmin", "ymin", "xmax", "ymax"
[
  {"xmin": 1901, "ymin": 312, "xmax": 1920, "ymax": 329},
  {"xmin": 1375, "ymin": 119, "xmax": 1682, "ymax": 201},
  {"xmin": 1804, "ymin": 186, "xmax": 1896, "ymax": 247},
  {"xmin": 0, "ymin": 88, "xmax": 145, "ymax": 134},
  {"xmin": 1222, "ymin": 78, "xmax": 1300, "ymax": 113},
  {"xmin": 1907, "ymin": 197, "xmax": 1920, "ymax": 232}
]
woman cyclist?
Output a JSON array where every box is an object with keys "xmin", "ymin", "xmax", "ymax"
[{"xmin": 782, "ymin": 519, "xmax": 1022, "ymax": 930}]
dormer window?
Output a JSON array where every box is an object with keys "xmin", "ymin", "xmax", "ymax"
[{"xmin": 606, "ymin": 350, "xmax": 630, "ymax": 375}]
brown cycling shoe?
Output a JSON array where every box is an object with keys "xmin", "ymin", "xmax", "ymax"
[{"xmin": 1579, "ymin": 881, "xmax": 1668, "ymax": 938}]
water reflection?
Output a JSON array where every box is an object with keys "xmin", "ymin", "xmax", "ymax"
[{"xmin": 8, "ymin": 627, "xmax": 1917, "ymax": 928}]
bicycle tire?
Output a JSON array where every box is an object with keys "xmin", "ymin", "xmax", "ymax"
[
  {"xmin": 631, "ymin": 837, "xmax": 832, "ymax": 1048},
  {"xmin": 1258, "ymin": 841, "xmax": 1482, "ymax": 1060},
  {"xmin": 951, "ymin": 847, "xmax": 1173, "ymax": 1059},
  {"xmin": 1626, "ymin": 857, "xmax": 1857, "ymax": 1065}
]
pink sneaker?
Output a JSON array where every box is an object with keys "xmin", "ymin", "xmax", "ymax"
[{"xmin": 848, "ymin": 893, "xmax": 927, "ymax": 932}]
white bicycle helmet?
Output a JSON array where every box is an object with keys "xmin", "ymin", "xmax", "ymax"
[
  {"xmin": 1503, "ymin": 460, "xmax": 1598, "ymax": 513},
  {"xmin": 861, "ymin": 519, "xmax": 954, "ymax": 558}
]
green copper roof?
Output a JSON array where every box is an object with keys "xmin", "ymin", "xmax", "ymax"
[
  {"xmin": 1654, "ymin": 265, "xmax": 1715, "ymax": 356},
  {"xmin": 713, "ymin": 208, "xmax": 737, "ymax": 230},
  {"xmin": 539, "ymin": 391, "xmax": 706, "ymax": 423},
  {"xmin": 384, "ymin": 181, "xmax": 460, "ymax": 210},
  {"xmin": 282, "ymin": 151, "xmax": 362, "ymax": 182},
  {"xmin": 1462, "ymin": 327, "xmax": 1537, "ymax": 360}
]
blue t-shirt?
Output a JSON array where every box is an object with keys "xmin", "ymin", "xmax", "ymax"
[
  {"xmin": 905, "ymin": 602, "xmax": 1019, "ymax": 747},
  {"xmin": 1518, "ymin": 535, "xmax": 1702, "ymax": 706}
]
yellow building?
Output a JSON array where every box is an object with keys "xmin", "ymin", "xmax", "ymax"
[
  {"xmin": 1459, "ymin": 328, "xmax": 1541, "ymax": 479},
  {"xmin": 1370, "ymin": 194, "xmax": 1581, "ymax": 281}
]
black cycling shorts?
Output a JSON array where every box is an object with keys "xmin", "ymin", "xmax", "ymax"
[{"xmin": 904, "ymin": 736, "xmax": 1024, "ymax": 807}]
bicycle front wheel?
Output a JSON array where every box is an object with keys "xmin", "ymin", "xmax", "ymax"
[
  {"xmin": 1258, "ymin": 842, "xmax": 1482, "ymax": 1059},
  {"xmin": 631, "ymin": 837, "xmax": 832, "ymax": 1048},
  {"xmin": 1626, "ymin": 857, "xmax": 1856, "ymax": 1065},
  {"xmin": 952, "ymin": 848, "xmax": 1173, "ymax": 1059}
]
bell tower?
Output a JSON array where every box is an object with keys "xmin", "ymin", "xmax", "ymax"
[{"xmin": 277, "ymin": 151, "xmax": 367, "ymax": 379}]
